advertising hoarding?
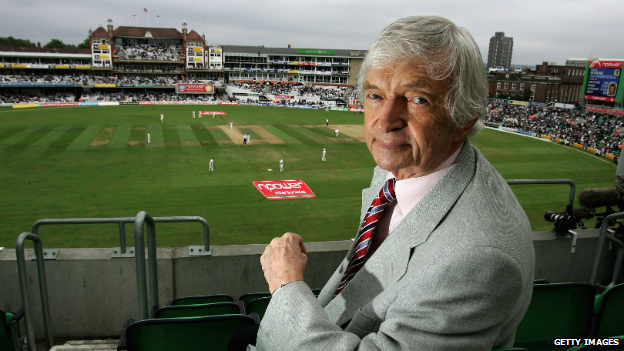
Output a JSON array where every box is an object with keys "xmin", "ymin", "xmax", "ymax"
[{"xmin": 583, "ymin": 60, "xmax": 623, "ymax": 102}]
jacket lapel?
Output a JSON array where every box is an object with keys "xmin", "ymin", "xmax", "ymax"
[{"xmin": 323, "ymin": 141, "xmax": 477, "ymax": 326}]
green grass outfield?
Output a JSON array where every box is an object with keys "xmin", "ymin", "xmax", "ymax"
[{"xmin": 0, "ymin": 105, "xmax": 617, "ymax": 249}]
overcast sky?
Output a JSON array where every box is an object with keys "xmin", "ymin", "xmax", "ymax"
[{"xmin": 1, "ymin": 0, "xmax": 621, "ymax": 66}]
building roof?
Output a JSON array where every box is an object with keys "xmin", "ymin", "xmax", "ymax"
[
  {"xmin": 186, "ymin": 30, "xmax": 203, "ymax": 41},
  {"xmin": 220, "ymin": 45, "xmax": 367, "ymax": 58},
  {"xmin": 92, "ymin": 27, "xmax": 109, "ymax": 38},
  {"xmin": 113, "ymin": 26, "xmax": 183, "ymax": 39},
  {"xmin": 0, "ymin": 46, "xmax": 91, "ymax": 55}
]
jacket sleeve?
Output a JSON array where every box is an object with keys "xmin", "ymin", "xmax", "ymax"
[{"xmin": 252, "ymin": 246, "xmax": 526, "ymax": 351}]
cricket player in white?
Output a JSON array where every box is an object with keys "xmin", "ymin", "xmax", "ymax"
[
  {"xmin": 334, "ymin": 129, "xmax": 339, "ymax": 136},
  {"xmin": 279, "ymin": 159, "xmax": 284, "ymax": 172},
  {"xmin": 326, "ymin": 118, "xmax": 329, "ymax": 127},
  {"xmin": 160, "ymin": 114, "xmax": 164, "ymax": 123},
  {"xmin": 199, "ymin": 111, "xmax": 202, "ymax": 118},
  {"xmin": 229, "ymin": 121, "xmax": 233, "ymax": 129},
  {"xmin": 212, "ymin": 112, "xmax": 216, "ymax": 118},
  {"xmin": 247, "ymin": 133, "xmax": 251, "ymax": 144},
  {"xmin": 322, "ymin": 148, "xmax": 326, "ymax": 162},
  {"xmin": 209, "ymin": 158, "xmax": 214, "ymax": 171},
  {"xmin": 193, "ymin": 111, "xmax": 196, "ymax": 119},
  {"xmin": 147, "ymin": 132, "xmax": 151, "ymax": 144}
]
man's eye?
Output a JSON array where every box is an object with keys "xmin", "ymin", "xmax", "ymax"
[
  {"xmin": 367, "ymin": 93, "xmax": 381, "ymax": 100},
  {"xmin": 412, "ymin": 96, "xmax": 428, "ymax": 104}
]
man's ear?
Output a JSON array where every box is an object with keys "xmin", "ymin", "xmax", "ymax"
[{"xmin": 453, "ymin": 118, "xmax": 478, "ymax": 142}]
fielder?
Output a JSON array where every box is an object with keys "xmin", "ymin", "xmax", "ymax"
[
  {"xmin": 199, "ymin": 110, "xmax": 202, "ymax": 118},
  {"xmin": 326, "ymin": 118, "xmax": 329, "ymax": 127},
  {"xmin": 334, "ymin": 129, "xmax": 339, "ymax": 136},
  {"xmin": 322, "ymin": 148, "xmax": 326, "ymax": 162},
  {"xmin": 209, "ymin": 158, "xmax": 214, "ymax": 171},
  {"xmin": 248, "ymin": 133, "xmax": 251, "ymax": 144},
  {"xmin": 279, "ymin": 159, "xmax": 284, "ymax": 172},
  {"xmin": 193, "ymin": 111, "xmax": 196, "ymax": 119},
  {"xmin": 160, "ymin": 114, "xmax": 164, "ymax": 123},
  {"xmin": 212, "ymin": 111, "xmax": 216, "ymax": 118},
  {"xmin": 229, "ymin": 121, "xmax": 233, "ymax": 129},
  {"xmin": 147, "ymin": 132, "xmax": 151, "ymax": 144}
]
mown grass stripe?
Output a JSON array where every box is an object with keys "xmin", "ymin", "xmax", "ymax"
[
  {"xmin": 108, "ymin": 125, "xmax": 132, "ymax": 148},
  {"xmin": 26, "ymin": 127, "xmax": 70, "ymax": 153},
  {"xmin": 206, "ymin": 127, "xmax": 233, "ymax": 144},
  {"xmin": 44, "ymin": 127, "xmax": 87, "ymax": 153},
  {"xmin": 67, "ymin": 126, "xmax": 102, "ymax": 150},
  {"xmin": 177, "ymin": 125, "xmax": 200, "ymax": 146},
  {"xmin": 192, "ymin": 125, "xmax": 217, "ymax": 145},
  {"xmin": 0, "ymin": 130, "xmax": 32, "ymax": 151},
  {"xmin": 289, "ymin": 126, "xmax": 330, "ymax": 143},
  {"xmin": 128, "ymin": 127, "xmax": 148, "ymax": 148},
  {"xmin": 4, "ymin": 129, "xmax": 51, "ymax": 153},
  {"xmin": 147, "ymin": 124, "xmax": 164, "ymax": 147},
  {"xmin": 272, "ymin": 125, "xmax": 315, "ymax": 144},
  {"xmin": 260, "ymin": 125, "xmax": 301, "ymax": 144},
  {"xmin": 0, "ymin": 129, "xmax": 19, "ymax": 144},
  {"xmin": 162, "ymin": 126, "xmax": 181, "ymax": 146}
]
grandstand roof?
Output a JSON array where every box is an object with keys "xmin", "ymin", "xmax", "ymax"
[
  {"xmin": 112, "ymin": 26, "xmax": 183, "ymax": 39},
  {"xmin": 186, "ymin": 30, "xmax": 203, "ymax": 41},
  {"xmin": 220, "ymin": 45, "xmax": 367, "ymax": 58},
  {"xmin": 92, "ymin": 27, "xmax": 109, "ymax": 38},
  {"xmin": 0, "ymin": 46, "xmax": 92, "ymax": 55}
]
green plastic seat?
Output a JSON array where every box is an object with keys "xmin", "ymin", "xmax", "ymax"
[
  {"xmin": 513, "ymin": 283, "xmax": 595, "ymax": 351},
  {"xmin": 593, "ymin": 283, "xmax": 624, "ymax": 338},
  {"xmin": 247, "ymin": 297, "xmax": 271, "ymax": 321},
  {"xmin": 238, "ymin": 292, "xmax": 271, "ymax": 312},
  {"xmin": 154, "ymin": 302, "xmax": 242, "ymax": 319},
  {"xmin": 0, "ymin": 308, "xmax": 23, "ymax": 351},
  {"xmin": 124, "ymin": 315, "xmax": 256, "ymax": 351},
  {"xmin": 167, "ymin": 294, "xmax": 235, "ymax": 306}
]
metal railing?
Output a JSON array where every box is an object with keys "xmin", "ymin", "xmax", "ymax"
[
  {"xmin": 590, "ymin": 212, "xmax": 624, "ymax": 290},
  {"xmin": 16, "ymin": 232, "xmax": 53, "ymax": 351},
  {"xmin": 134, "ymin": 211, "xmax": 158, "ymax": 320},
  {"xmin": 32, "ymin": 215, "xmax": 210, "ymax": 258}
]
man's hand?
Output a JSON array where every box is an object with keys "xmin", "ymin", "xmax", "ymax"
[{"xmin": 260, "ymin": 232, "xmax": 308, "ymax": 294}]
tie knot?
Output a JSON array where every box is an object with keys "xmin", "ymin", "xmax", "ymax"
[{"xmin": 377, "ymin": 178, "xmax": 397, "ymax": 204}]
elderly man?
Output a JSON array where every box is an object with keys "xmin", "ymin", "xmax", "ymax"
[{"xmin": 244, "ymin": 15, "xmax": 534, "ymax": 351}]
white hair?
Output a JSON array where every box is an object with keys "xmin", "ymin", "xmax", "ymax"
[{"xmin": 357, "ymin": 16, "xmax": 488, "ymax": 136}]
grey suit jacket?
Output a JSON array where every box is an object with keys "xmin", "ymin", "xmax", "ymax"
[{"xmin": 251, "ymin": 141, "xmax": 535, "ymax": 350}]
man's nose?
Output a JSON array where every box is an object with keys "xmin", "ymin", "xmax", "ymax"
[{"xmin": 378, "ymin": 97, "xmax": 407, "ymax": 133}]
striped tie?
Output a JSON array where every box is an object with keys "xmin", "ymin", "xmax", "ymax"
[{"xmin": 334, "ymin": 178, "xmax": 397, "ymax": 296}]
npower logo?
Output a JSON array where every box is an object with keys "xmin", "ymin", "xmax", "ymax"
[
  {"xmin": 590, "ymin": 60, "xmax": 623, "ymax": 69},
  {"xmin": 253, "ymin": 179, "xmax": 316, "ymax": 200}
]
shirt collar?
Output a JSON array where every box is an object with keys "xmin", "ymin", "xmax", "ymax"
[{"xmin": 385, "ymin": 145, "xmax": 463, "ymax": 217}]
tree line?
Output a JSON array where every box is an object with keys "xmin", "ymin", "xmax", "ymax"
[{"xmin": 0, "ymin": 36, "xmax": 90, "ymax": 49}]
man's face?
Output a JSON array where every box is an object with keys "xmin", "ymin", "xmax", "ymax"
[
  {"xmin": 609, "ymin": 85, "xmax": 616, "ymax": 95},
  {"xmin": 363, "ymin": 62, "xmax": 475, "ymax": 179}
]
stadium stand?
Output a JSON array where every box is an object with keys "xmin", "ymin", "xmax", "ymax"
[{"xmin": 513, "ymin": 283, "xmax": 596, "ymax": 350}]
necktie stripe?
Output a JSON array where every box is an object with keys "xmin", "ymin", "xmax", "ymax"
[{"xmin": 335, "ymin": 178, "xmax": 397, "ymax": 297}]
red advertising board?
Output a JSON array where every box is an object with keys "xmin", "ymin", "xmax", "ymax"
[
  {"xmin": 583, "ymin": 95, "xmax": 616, "ymax": 102},
  {"xmin": 274, "ymin": 95, "xmax": 291, "ymax": 100},
  {"xmin": 176, "ymin": 83, "xmax": 214, "ymax": 94},
  {"xmin": 173, "ymin": 101, "xmax": 186, "ymax": 105},
  {"xmin": 252, "ymin": 180, "xmax": 316, "ymax": 200},
  {"xmin": 200, "ymin": 111, "xmax": 227, "ymax": 115},
  {"xmin": 349, "ymin": 108, "xmax": 364, "ymax": 112},
  {"xmin": 585, "ymin": 106, "xmax": 624, "ymax": 116},
  {"xmin": 220, "ymin": 102, "xmax": 240, "ymax": 105},
  {"xmin": 139, "ymin": 101, "xmax": 156, "ymax": 105}
]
